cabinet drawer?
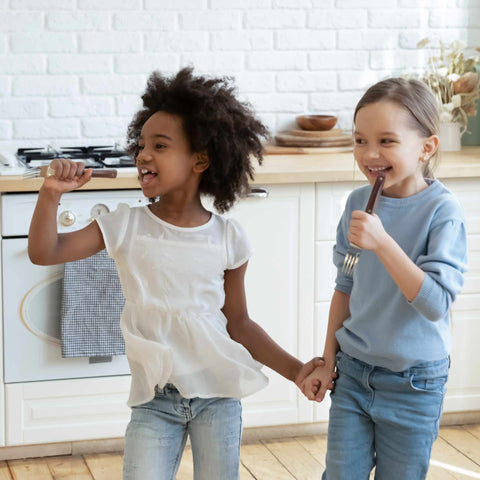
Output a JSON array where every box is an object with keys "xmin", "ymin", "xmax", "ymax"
[{"xmin": 5, "ymin": 377, "xmax": 131, "ymax": 446}]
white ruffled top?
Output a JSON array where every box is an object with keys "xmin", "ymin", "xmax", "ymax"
[{"xmin": 97, "ymin": 204, "xmax": 268, "ymax": 407}]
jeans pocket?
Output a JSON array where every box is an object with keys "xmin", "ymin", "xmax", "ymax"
[
  {"xmin": 409, "ymin": 374, "xmax": 448, "ymax": 394},
  {"xmin": 335, "ymin": 350, "xmax": 344, "ymax": 365}
]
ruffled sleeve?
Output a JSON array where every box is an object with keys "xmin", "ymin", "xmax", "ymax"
[
  {"xmin": 95, "ymin": 203, "xmax": 131, "ymax": 259},
  {"xmin": 225, "ymin": 218, "xmax": 253, "ymax": 270}
]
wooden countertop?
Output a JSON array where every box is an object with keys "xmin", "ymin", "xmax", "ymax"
[{"xmin": 1, "ymin": 147, "xmax": 479, "ymax": 193}]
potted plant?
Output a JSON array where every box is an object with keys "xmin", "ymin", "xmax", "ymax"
[{"xmin": 415, "ymin": 38, "xmax": 480, "ymax": 151}]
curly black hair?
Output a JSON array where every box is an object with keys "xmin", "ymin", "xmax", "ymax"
[{"xmin": 126, "ymin": 67, "xmax": 269, "ymax": 213}]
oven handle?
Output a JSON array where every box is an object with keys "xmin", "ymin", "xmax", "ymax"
[{"xmin": 20, "ymin": 273, "xmax": 62, "ymax": 346}]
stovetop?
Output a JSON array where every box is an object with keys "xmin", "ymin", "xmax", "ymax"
[{"xmin": 16, "ymin": 145, "xmax": 135, "ymax": 169}]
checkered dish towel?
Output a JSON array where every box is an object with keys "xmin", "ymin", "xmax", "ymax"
[{"xmin": 61, "ymin": 249, "xmax": 125, "ymax": 358}]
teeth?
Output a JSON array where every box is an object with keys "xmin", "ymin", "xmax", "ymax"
[
  {"xmin": 141, "ymin": 168, "xmax": 149, "ymax": 174},
  {"xmin": 369, "ymin": 166, "xmax": 389, "ymax": 172}
]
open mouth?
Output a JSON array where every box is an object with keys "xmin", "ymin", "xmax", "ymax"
[
  {"xmin": 368, "ymin": 166, "xmax": 392, "ymax": 175},
  {"xmin": 139, "ymin": 168, "xmax": 157, "ymax": 185}
]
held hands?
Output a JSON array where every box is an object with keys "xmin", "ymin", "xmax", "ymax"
[
  {"xmin": 42, "ymin": 158, "xmax": 93, "ymax": 194},
  {"xmin": 348, "ymin": 211, "xmax": 389, "ymax": 253},
  {"xmin": 302, "ymin": 365, "xmax": 338, "ymax": 402},
  {"xmin": 294, "ymin": 357, "xmax": 338, "ymax": 403}
]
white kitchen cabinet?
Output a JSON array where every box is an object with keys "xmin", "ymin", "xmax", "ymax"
[
  {"xmin": 3, "ymin": 175, "xmax": 477, "ymax": 446},
  {"xmin": 3, "ymin": 183, "xmax": 315, "ymax": 445},
  {"xmin": 315, "ymin": 182, "xmax": 357, "ymax": 422},
  {"xmin": 224, "ymin": 183, "xmax": 316, "ymax": 427},
  {"xmin": 0, "ymin": 238, "xmax": 4, "ymax": 447},
  {"xmin": 5, "ymin": 377, "xmax": 131, "ymax": 445},
  {"xmin": 442, "ymin": 178, "xmax": 480, "ymax": 413},
  {"xmin": 315, "ymin": 178, "xmax": 480, "ymax": 418}
]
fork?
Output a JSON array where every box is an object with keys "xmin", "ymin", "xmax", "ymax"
[
  {"xmin": 23, "ymin": 165, "xmax": 117, "ymax": 179},
  {"xmin": 341, "ymin": 174, "xmax": 386, "ymax": 276}
]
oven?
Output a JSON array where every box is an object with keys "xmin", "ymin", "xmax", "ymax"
[{"xmin": 1, "ymin": 146, "xmax": 147, "ymax": 384}]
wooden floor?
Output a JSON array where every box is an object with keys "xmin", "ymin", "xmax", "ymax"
[{"xmin": 1, "ymin": 424, "xmax": 479, "ymax": 479}]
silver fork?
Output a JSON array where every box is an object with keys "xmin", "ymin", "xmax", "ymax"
[
  {"xmin": 341, "ymin": 174, "xmax": 385, "ymax": 276},
  {"xmin": 23, "ymin": 165, "xmax": 117, "ymax": 179}
]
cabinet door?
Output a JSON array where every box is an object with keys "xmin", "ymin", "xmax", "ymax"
[
  {"xmin": 223, "ymin": 183, "xmax": 315, "ymax": 427},
  {"xmin": 315, "ymin": 182, "xmax": 356, "ymax": 421},
  {"xmin": 442, "ymin": 178, "xmax": 480, "ymax": 413},
  {"xmin": 0, "ymin": 238, "xmax": 4, "ymax": 446}
]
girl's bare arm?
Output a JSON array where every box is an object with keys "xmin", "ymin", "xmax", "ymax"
[
  {"xmin": 322, "ymin": 289, "xmax": 350, "ymax": 368},
  {"xmin": 222, "ymin": 262, "xmax": 323, "ymax": 383},
  {"xmin": 28, "ymin": 160, "xmax": 105, "ymax": 265}
]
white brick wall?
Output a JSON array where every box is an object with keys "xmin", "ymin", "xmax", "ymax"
[{"xmin": 0, "ymin": 0, "xmax": 475, "ymax": 152}]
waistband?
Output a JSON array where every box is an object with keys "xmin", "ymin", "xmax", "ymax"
[{"xmin": 337, "ymin": 351, "xmax": 450, "ymax": 378}]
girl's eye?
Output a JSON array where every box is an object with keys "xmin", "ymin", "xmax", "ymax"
[
  {"xmin": 381, "ymin": 139, "xmax": 394, "ymax": 144},
  {"xmin": 155, "ymin": 144, "xmax": 166, "ymax": 149},
  {"xmin": 354, "ymin": 138, "xmax": 365, "ymax": 144}
]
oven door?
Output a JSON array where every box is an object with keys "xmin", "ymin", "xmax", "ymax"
[{"xmin": 2, "ymin": 238, "xmax": 130, "ymax": 383}]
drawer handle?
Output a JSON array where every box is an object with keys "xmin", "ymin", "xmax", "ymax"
[{"xmin": 247, "ymin": 188, "xmax": 269, "ymax": 198}]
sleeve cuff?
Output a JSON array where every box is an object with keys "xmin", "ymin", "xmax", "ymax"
[{"xmin": 410, "ymin": 273, "xmax": 436, "ymax": 315}]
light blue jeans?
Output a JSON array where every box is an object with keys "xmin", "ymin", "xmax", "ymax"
[
  {"xmin": 323, "ymin": 351, "xmax": 449, "ymax": 480},
  {"xmin": 123, "ymin": 384, "xmax": 242, "ymax": 480}
]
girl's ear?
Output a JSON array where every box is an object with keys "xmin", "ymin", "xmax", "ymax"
[
  {"xmin": 193, "ymin": 152, "xmax": 210, "ymax": 173},
  {"xmin": 422, "ymin": 134, "xmax": 439, "ymax": 160}
]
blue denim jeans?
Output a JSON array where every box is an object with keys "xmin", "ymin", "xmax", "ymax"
[
  {"xmin": 323, "ymin": 351, "xmax": 449, "ymax": 480},
  {"xmin": 123, "ymin": 384, "xmax": 242, "ymax": 480}
]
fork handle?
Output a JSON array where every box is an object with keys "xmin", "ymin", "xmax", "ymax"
[
  {"xmin": 365, "ymin": 175, "xmax": 385, "ymax": 214},
  {"xmin": 91, "ymin": 168, "xmax": 117, "ymax": 178}
]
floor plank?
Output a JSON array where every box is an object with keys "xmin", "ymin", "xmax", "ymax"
[
  {"xmin": 8, "ymin": 459, "xmax": 52, "ymax": 480},
  {"xmin": 262, "ymin": 437, "xmax": 324, "ymax": 480},
  {"xmin": 429, "ymin": 434, "xmax": 480, "ymax": 479},
  {"xmin": 463, "ymin": 423, "xmax": 480, "ymax": 440},
  {"xmin": 295, "ymin": 434, "xmax": 327, "ymax": 467},
  {"xmin": 45, "ymin": 455, "xmax": 93, "ymax": 480},
  {"xmin": 239, "ymin": 462, "xmax": 256, "ymax": 480},
  {"xmin": 83, "ymin": 453, "xmax": 123, "ymax": 480},
  {"xmin": 439, "ymin": 426, "xmax": 480, "ymax": 466},
  {"xmin": 240, "ymin": 442, "xmax": 296, "ymax": 480},
  {"xmin": 2, "ymin": 424, "xmax": 480, "ymax": 479},
  {"xmin": 0, "ymin": 462, "xmax": 12, "ymax": 480}
]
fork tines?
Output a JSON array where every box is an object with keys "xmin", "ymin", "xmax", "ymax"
[
  {"xmin": 341, "ymin": 242, "xmax": 362, "ymax": 276},
  {"xmin": 22, "ymin": 166, "xmax": 44, "ymax": 179}
]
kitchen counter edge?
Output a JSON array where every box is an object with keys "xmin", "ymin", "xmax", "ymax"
[{"xmin": 1, "ymin": 147, "xmax": 479, "ymax": 193}]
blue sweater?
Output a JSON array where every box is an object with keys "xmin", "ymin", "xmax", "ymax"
[{"xmin": 334, "ymin": 179, "xmax": 467, "ymax": 371}]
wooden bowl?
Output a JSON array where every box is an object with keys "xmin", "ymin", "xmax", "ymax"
[{"xmin": 296, "ymin": 115, "xmax": 337, "ymax": 131}]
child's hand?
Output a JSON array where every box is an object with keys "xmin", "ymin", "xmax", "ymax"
[
  {"xmin": 348, "ymin": 211, "xmax": 388, "ymax": 252},
  {"xmin": 294, "ymin": 356, "xmax": 326, "ymax": 390},
  {"xmin": 302, "ymin": 365, "xmax": 337, "ymax": 402},
  {"xmin": 42, "ymin": 159, "xmax": 93, "ymax": 194}
]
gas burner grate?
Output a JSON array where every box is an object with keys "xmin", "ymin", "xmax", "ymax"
[{"xmin": 16, "ymin": 145, "xmax": 135, "ymax": 169}]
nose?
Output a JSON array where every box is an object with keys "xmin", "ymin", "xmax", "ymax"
[
  {"xmin": 364, "ymin": 145, "xmax": 380, "ymax": 161},
  {"xmin": 137, "ymin": 148, "xmax": 152, "ymax": 164}
]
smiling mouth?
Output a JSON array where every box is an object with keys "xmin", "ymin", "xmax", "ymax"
[
  {"xmin": 368, "ymin": 166, "xmax": 392, "ymax": 174},
  {"xmin": 139, "ymin": 168, "xmax": 157, "ymax": 185}
]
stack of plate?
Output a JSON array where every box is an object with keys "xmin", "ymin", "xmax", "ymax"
[
  {"xmin": 271, "ymin": 115, "xmax": 353, "ymax": 154},
  {"xmin": 275, "ymin": 129, "xmax": 353, "ymax": 148}
]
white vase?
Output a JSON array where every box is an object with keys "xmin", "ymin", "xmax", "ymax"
[{"xmin": 439, "ymin": 122, "xmax": 462, "ymax": 151}]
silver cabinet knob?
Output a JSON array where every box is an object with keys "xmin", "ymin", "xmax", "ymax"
[{"xmin": 59, "ymin": 210, "xmax": 76, "ymax": 227}]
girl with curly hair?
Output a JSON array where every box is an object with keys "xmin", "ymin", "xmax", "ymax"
[{"xmin": 28, "ymin": 67, "xmax": 325, "ymax": 480}]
